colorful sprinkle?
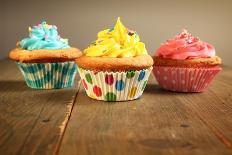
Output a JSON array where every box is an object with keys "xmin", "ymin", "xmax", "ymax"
[
  {"xmin": 42, "ymin": 21, "xmax": 46, "ymax": 25},
  {"xmin": 109, "ymin": 27, "xmax": 114, "ymax": 32},
  {"xmin": 44, "ymin": 24, "xmax": 50, "ymax": 29},
  {"xmin": 93, "ymin": 85, "xmax": 102, "ymax": 97},
  {"xmin": 63, "ymin": 39, "xmax": 68, "ymax": 43},
  {"xmin": 53, "ymin": 25, "xmax": 57, "ymax": 29},
  {"xmin": 28, "ymin": 27, "xmax": 32, "ymax": 32},
  {"xmin": 129, "ymin": 87, "xmax": 137, "ymax": 98},
  {"xmin": 38, "ymin": 24, "xmax": 42, "ymax": 28},
  {"xmin": 82, "ymin": 79, "xmax": 88, "ymax": 90},
  {"xmin": 105, "ymin": 92, "xmax": 117, "ymax": 102},
  {"xmin": 138, "ymin": 70, "xmax": 145, "ymax": 81},
  {"xmin": 105, "ymin": 74, "xmax": 114, "ymax": 85},
  {"xmin": 126, "ymin": 71, "xmax": 135, "ymax": 78},
  {"xmin": 44, "ymin": 34, "xmax": 49, "ymax": 40},
  {"xmin": 31, "ymin": 34, "xmax": 35, "ymax": 38},
  {"xmin": 115, "ymin": 80, "xmax": 125, "ymax": 91},
  {"xmin": 85, "ymin": 73, "xmax": 92, "ymax": 84}
]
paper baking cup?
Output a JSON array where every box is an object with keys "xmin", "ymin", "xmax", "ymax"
[
  {"xmin": 78, "ymin": 67, "xmax": 153, "ymax": 101},
  {"xmin": 16, "ymin": 61, "xmax": 77, "ymax": 89},
  {"xmin": 153, "ymin": 66, "xmax": 221, "ymax": 92}
]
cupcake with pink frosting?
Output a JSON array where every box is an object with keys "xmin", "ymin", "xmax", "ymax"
[{"xmin": 153, "ymin": 29, "xmax": 222, "ymax": 92}]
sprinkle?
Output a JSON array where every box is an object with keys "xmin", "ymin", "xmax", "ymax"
[
  {"xmin": 44, "ymin": 24, "xmax": 50, "ymax": 29},
  {"xmin": 187, "ymin": 40, "xmax": 192, "ymax": 44},
  {"xmin": 44, "ymin": 34, "xmax": 49, "ymax": 40},
  {"xmin": 97, "ymin": 40, "xmax": 103, "ymax": 43},
  {"xmin": 42, "ymin": 21, "xmax": 47, "ymax": 25},
  {"xmin": 41, "ymin": 18, "xmax": 46, "ymax": 23},
  {"xmin": 128, "ymin": 30, "xmax": 134, "ymax": 36},
  {"xmin": 38, "ymin": 24, "xmax": 42, "ymax": 28},
  {"xmin": 182, "ymin": 29, "xmax": 188, "ymax": 34},
  {"xmin": 53, "ymin": 25, "xmax": 57, "ymax": 29},
  {"xmin": 28, "ymin": 27, "xmax": 32, "ymax": 32},
  {"xmin": 90, "ymin": 41, "xmax": 96, "ymax": 45},
  {"xmin": 57, "ymin": 35, "xmax": 61, "ymax": 40},
  {"xmin": 61, "ymin": 38, "xmax": 68, "ymax": 43},
  {"xmin": 109, "ymin": 27, "xmax": 114, "ymax": 32}
]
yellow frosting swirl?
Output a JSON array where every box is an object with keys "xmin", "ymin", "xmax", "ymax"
[{"xmin": 84, "ymin": 17, "xmax": 148, "ymax": 58}]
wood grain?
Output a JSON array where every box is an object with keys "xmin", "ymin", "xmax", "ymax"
[
  {"xmin": 175, "ymin": 67, "xmax": 232, "ymax": 150},
  {"xmin": 59, "ymin": 70, "xmax": 232, "ymax": 155},
  {"xmin": 1, "ymin": 60, "xmax": 232, "ymax": 155},
  {"xmin": 0, "ymin": 60, "xmax": 80, "ymax": 155}
]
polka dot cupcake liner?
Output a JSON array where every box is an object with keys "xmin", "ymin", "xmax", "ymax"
[
  {"xmin": 78, "ymin": 67, "xmax": 153, "ymax": 101},
  {"xmin": 153, "ymin": 66, "xmax": 221, "ymax": 92},
  {"xmin": 17, "ymin": 61, "xmax": 77, "ymax": 89}
]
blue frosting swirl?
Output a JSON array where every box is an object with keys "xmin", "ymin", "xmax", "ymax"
[{"xmin": 19, "ymin": 21, "xmax": 70, "ymax": 50}]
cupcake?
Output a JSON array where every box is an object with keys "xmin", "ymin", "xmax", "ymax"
[
  {"xmin": 76, "ymin": 18, "xmax": 153, "ymax": 101},
  {"xmin": 153, "ymin": 29, "xmax": 222, "ymax": 92},
  {"xmin": 9, "ymin": 21, "xmax": 82, "ymax": 89}
]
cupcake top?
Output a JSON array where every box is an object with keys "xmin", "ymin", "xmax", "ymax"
[
  {"xmin": 9, "ymin": 21, "xmax": 82, "ymax": 62},
  {"xmin": 19, "ymin": 21, "xmax": 70, "ymax": 50},
  {"xmin": 76, "ymin": 18, "xmax": 153, "ymax": 71},
  {"xmin": 156, "ymin": 29, "xmax": 216, "ymax": 60},
  {"xmin": 84, "ymin": 17, "xmax": 148, "ymax": 58},
  {"xmin": 154, "ymin": 29, "xmax": 221, "ymax": 67}
]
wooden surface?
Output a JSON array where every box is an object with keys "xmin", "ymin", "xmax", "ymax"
[{"xmin": 0, "ymin": 60, "xmax": 232, "ymax": 155}]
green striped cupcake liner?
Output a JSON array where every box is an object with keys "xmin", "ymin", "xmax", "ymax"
[{"xmin": 17, "ymin": 61, "xmax": 77, "ymax": 89}]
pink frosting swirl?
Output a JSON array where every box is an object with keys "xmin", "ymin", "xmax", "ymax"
[{"xmin": 155, "ymin": 29, "xmax": 215, "ymax": 60}]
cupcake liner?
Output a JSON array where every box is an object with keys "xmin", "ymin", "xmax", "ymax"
[
  {"xmin": 153, "ymin": 66, "xmax": 221, "ymax": 92},
  {"xmin": 16, "ymin": 61, "xmax": 77, "ymax": 89},
  {"xmin": 78, "ymin": 67, "xmax": 153, "ymax": 101}
]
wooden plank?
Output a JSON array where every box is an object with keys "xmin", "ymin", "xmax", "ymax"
[
  {"xmin": 175, "ymin": 67, "xmax": 232, "ymax": 150},
  {"xmin": 59, "ymin": 69, "xmax": 232, "ymax": 155},
  {"xmin": 0, "ymin": 60, "xmax": 80, "ymax": 154}
]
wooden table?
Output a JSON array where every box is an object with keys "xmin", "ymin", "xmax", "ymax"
[{"xmin": 0, "ymin": 59, "xmax": 232, "ymax": 155}]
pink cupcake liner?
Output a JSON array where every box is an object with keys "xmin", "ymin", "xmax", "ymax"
[{"xmin": 153, "ymin": 66, "xmax": 221, "ymax": 92}]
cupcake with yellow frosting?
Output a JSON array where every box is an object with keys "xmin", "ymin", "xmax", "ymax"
[{"xmin": 76, "ymin": 18, "xmax": 153, "ymax": 101}]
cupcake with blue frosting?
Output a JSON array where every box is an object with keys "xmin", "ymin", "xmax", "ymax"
[{"xmin": 9, "ymin": 21, "xmax": 82, "ymax": 89}]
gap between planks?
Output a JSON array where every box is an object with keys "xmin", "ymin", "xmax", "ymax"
[{"xmin": 54, "ymin": 80, "xmax": 82, "ymax": 155}]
